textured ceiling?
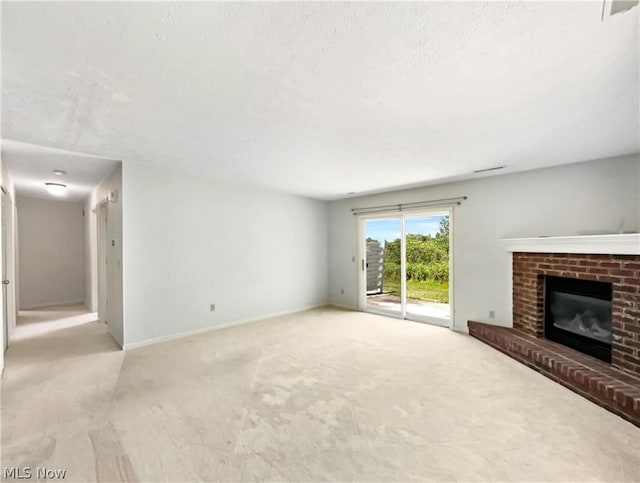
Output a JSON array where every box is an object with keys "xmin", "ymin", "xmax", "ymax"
[
  {"xmin": 2, "ymin": 140, "xmax": 120, "ymax": 202},
  {"xmin": 2, "ymin": 2, "xmax": 638, "ymax": 200}
]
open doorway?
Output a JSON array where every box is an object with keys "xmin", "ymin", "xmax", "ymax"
[
  {"xmin": 359, "ymin": 209, "xmax": 453, "ymax": 327},
  {"xmin": 86, "ymin": 166, "xmax": 123, "ymax": 346},
  {"xmin": 85, "ymin": 163, "xmax": 124, "ymax": 347}
]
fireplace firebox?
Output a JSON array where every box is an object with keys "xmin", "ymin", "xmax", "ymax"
[{"xmin": 544, "ymin": 276, "xmax": 612, "ymax": 362}]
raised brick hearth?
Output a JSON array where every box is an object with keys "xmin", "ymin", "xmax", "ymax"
[
  {"xmin": 512, "ymin": 253, "xmax": 640, "ymax": 375},
  {"xmin": 468, "ymin": 321, "xmax": 640, "ymax": 426},
  {"xmin": 469, "ymin": 244, "xmax": 640, "ymax": 426}
]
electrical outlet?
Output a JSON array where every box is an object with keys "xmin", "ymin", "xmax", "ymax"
[
  {"xmin": 340, "ymin": 288, "xmax": 344, "ymax": 295},
  {"xmin": 352, "ymin": 256, "xmax": 356, "ymax": 262},
  {"xmin": 210, "ymin": 304, "xmax": 216, "ymax": 312},
  {"xmin": 489, "ymin": 310, "xmax": 496, "ymax": 319}
]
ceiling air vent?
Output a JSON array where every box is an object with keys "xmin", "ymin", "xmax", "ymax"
[{"xmin": 473, "ymin": 165, "xmax": 506, "ymax": 174}]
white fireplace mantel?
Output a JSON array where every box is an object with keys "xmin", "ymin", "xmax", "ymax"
[{"xmin": 500, "ymin": 233, "xmax": 640, "ymax": 255}]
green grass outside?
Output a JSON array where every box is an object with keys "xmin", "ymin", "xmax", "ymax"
[{"xmin": 384, "ymin": 276, "xmax": 449, "ymax": 304}]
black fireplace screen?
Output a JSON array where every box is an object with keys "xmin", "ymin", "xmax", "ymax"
[
  {"xmin": 544, "ymin": 276, "xmax": 612, "ymax": 362},
  {"xmin": 549, "ymin": 292, "xmax": 611, "ymax": 344}
]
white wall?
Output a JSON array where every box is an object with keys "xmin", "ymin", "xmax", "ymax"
[
  {"xmin": 122, "ymin": 161, "xmax": 328, "ymax": 346},
  {"xmin": 328, "ymin": 154, "xmax": 640, "ymax": 331},
  {"xmin": 85, "ymin": 165, "xmax": 123, "ymax": 346},
  {"xmin": 17, "ymin": 196, "xmax": 85, "ymax": 309}
]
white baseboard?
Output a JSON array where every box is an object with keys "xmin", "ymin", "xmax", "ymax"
[
  {"xmin": 452, "ymin": 325, "xmax": 470, "ymax": 335},
  {"xmin": 124, "ymin": 303, "xmax": 328, "ymax": 350},
  {"xmin": 328, "ymin": 303, "xmax": 358, "ymax": 311},
  {"xmin": 19, "ymin": 300, "xmax": 88, "ymax": 310}
]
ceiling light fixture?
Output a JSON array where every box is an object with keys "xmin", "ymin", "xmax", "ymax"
[
  {"xmin": 52, "ymin": 169, "xmax": 66, "ymax": 176},
  {"xmin": 45, "ymin": 182, "xmax": 67, "ymax": 196}
]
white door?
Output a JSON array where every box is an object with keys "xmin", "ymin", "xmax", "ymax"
[
  {"xmin": 97, "ymin": 202, "xmax": 108, "ymax": 323},
  {"xmin": 2, "ymin": 190, "xmax": 11, "ymax": 350}
]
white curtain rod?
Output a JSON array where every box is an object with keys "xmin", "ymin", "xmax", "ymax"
[{"xmin": 351, "ymin": 196, "xmax": 467, "ymax": 215}]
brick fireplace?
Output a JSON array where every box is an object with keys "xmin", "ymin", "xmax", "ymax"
[
  {"xmin": 468, "ymin": 234, "xmax": 640, "ymax": 426},
  {"xmin": 513, "ymin": 252, "xmax": 640, "ymax": 375}
]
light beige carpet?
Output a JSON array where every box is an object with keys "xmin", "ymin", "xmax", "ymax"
[{"xmin": 2, "ymin": 306, "xmax": 639, "ymax": 482}]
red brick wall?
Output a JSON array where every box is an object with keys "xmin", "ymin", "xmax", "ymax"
[{"xmin": 513, "ymin": 253, "xmax": 640, "ymax": 376}]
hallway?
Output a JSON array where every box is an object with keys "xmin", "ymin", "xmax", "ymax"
[
  {"xmin": 1, "ymin": 304, "xmax": 124, "ymax": 481},
  {"xmin": 4, "ymin": 302, "xmax": 120, "ymax": 364},
  {"xmin": 13, "ymin": 304, "xmax": 103, "ymax": 342},
  {"xmin": 7, "ymin": 304, "xmax": 120, "ymax": 365}
]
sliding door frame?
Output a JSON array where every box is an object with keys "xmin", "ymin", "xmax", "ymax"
[
  {"xmin": 358, "ymin": 212, "xmax": 404, "ymax": 319},
  {"xmin": 357, "ymin": 206, "xmax": 455, "ymax": 329}
]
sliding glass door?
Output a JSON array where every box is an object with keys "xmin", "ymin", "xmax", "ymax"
[{"xmin": 361, "ymin": 210, "xmax": 451, "ymax": 326}]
